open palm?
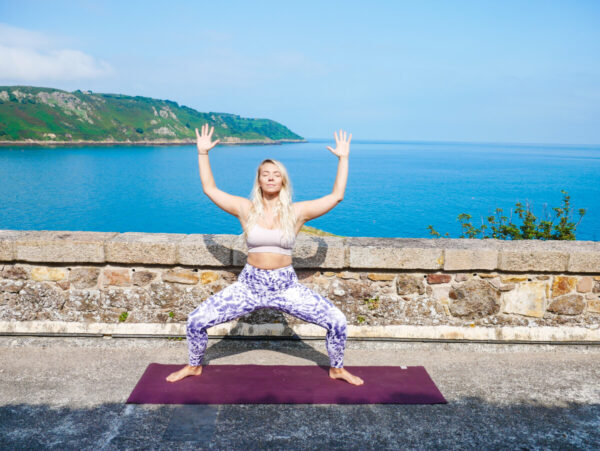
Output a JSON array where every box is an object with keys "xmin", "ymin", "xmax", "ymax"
[
  {"xmin": 195, "ymin": 123, "xmax": 221, "ymax": 154},
  {"xmin": 326, "ymin": 129, "xmax": 352, "ymax": 158}
]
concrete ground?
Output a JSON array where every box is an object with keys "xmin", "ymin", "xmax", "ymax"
[{"xmin": 0, "ymin": 335, "xmax": 599, "ymax": 450}]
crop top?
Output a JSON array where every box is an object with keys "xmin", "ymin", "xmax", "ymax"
[{"xmin": 246, "ymin": 224, "xmax": 295, "ymax": 256}]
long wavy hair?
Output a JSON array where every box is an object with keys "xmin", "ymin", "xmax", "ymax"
[{"xmin": 239, "ymin": 158, "xmax": 297, "ymax": 247}]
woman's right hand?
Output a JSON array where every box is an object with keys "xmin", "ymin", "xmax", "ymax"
[{"xmin": 195, "ymin": 123, "xmax": 221, "ymax": 154}]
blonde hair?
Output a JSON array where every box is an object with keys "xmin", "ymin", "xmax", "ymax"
[{"xmin": 239, "ymin": 158, "xmax": 297, "ymax": 247}]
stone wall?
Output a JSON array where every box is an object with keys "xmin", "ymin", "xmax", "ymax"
[{"xmin": 1, "ymin": 230, "xmax": 599, "ymax": 341}]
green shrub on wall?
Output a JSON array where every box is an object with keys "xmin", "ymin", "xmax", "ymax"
[{"xmin": 428, "ymin": 190, "xmax": 586, "ymax": 240}]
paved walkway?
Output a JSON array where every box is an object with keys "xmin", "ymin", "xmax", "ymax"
[{"xmin": 0, "ymin": 336, "xmax": 599, "ymax": 450}]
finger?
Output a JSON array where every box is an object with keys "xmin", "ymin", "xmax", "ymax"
[
  {"xmin": 214, "ymin": 139, "xmax": 220, "ymax": 145},
  {"xmin": 348, "ymin": 133, "xmax": 352, "ymax": 144},
  {"xmin": 209, "ymin": 126, "xmax": 214, "ymax": 137},
  {"xmin": 343, "ymin": 130, "xmax": 347, "ymax": 142},
  {"xmin": 326, "ymin": 146, "xmax": 334, "ymax": 152},
  {"xmin": 334, "ymin": 131, "xmax": 338, "ymax": 142},
  {"xmin": 203, "ymin": 123, "xmax": 208, "ymax": 136},
  {"xmin": 195, "ymin": 128, "xmax": 200, "ymax": 139}
]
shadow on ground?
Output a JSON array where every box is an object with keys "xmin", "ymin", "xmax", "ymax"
[{"xmin": 1, "ymin": 397, "xmax": 598, "ymax": 450}]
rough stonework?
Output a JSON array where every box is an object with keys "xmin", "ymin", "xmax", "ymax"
[{"xmin": 1, "ymin": 230, "xmax": 599, "ymax": 335}]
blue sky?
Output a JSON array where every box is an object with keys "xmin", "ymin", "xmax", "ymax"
[{"xmin": 0, "ymin": 0, "xmax": 599, "ymax": 144}]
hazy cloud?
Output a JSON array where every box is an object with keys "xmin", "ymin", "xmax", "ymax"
[{"xmin": 0, "ymin": 23, "xmax": 113, "ymax": 82}]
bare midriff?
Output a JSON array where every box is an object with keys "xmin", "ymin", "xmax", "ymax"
[
  {"xmin": 240, "ymin": 204, "xmax": 303, "ymax": 270},
  {"xmin": 246, "ymin": 252, "xmax": 293, "ymax": 270}
]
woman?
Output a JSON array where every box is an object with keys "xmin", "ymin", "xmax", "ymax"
[{"xmin": 166, "ymin": 123, "xmax": 364, "ymax": 386}]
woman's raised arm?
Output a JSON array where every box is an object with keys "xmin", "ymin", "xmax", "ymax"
[
  {"xmin": 196, "ymin": 123, "xmax": 249, "ymax": 219},
  {"xmin": 295, "ymin": 129, "xmax": 351, "ymax": 223}
]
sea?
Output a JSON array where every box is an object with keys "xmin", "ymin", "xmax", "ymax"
[{"xmin": 1, "ymin": 139, "xmax": 599, "ymax": 241}]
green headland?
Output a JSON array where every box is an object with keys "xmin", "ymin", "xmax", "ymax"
[{"xmin": 0, "ymin": 86, "xmax": 305, "ymax": 146}]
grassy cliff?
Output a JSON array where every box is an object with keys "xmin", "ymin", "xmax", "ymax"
[{"xmin": 0, "ymin": 86, "xmax": 304, "ymax": 144}]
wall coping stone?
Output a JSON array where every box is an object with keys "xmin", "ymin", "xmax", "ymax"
[
  {"xmin": 1, "ymin": 229, "xmax": 599, "ymax": 273},
  {"xmin": 1, "ymin": 321, "xmax": 599, "ymax": 342}
]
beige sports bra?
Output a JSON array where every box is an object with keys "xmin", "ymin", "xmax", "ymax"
[{"xmin": 246, "ymin": 224, "xmax": 295, "ymax": 256}]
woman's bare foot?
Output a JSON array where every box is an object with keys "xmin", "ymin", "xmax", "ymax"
[
  {"xmin": 166, "ymin": 364, "xmax": 203, "ymax": 382},
  {"xmin": 329, "ymin": 367, "xmax": 364, "ymax": 385}
]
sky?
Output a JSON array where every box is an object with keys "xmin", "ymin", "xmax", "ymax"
[{"xmin": 0, "ymin": 0, "xmax": 599, "ymax": 144}]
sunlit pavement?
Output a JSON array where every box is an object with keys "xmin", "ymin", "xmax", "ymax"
[{"xmin": 0, "ymin": 336, "xmax": 599, "ymax": 450}]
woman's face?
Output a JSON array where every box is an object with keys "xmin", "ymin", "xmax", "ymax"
[{"xmin": 258, "ymin": 162, "xmax": 283, "ymax": 194}]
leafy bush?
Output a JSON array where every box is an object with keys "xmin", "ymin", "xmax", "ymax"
[{"xmin": 428, "ymin": 190, "xmax": 586, "ymax": 240}]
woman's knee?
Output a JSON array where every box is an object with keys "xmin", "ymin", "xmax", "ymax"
[
  {"xmin": 186, "ymin": 312, "xmax": 204, "ymax": 336},
  {"xmin": 328, "ymin": 305, "xmax": 347, "ymax": 329},
  {"xmin": 186, "ymin": 297, "xmax": 216, "ymax": 333},
  {"xmin": 187, "ymin": 282, "xmax": 254, "ymax": 332}
]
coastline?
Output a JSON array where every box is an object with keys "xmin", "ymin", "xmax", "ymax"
[{"xmin": 0, "ymin": 138, "xmax": 307, "ymax": 147}]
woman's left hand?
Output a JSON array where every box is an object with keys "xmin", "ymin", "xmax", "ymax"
[{"xmin": 326, "ymin": 129, "xmax": 352, "ymax": 158}]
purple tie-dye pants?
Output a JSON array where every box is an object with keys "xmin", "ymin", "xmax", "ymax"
[{"xmin": 186, "ymin": 263, "xmax": 347, "ymax": 368}]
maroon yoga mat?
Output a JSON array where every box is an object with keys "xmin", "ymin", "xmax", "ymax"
[{"xmin": 126, "ymin": 364, "xmax": 447, "ymax": 404}]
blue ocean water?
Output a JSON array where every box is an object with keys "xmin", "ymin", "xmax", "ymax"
[{"xmin": 1, "ymin": 140, "xmax": 599, "ymax": 240}]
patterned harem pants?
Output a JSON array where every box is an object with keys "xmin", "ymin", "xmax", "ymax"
[{"xmin": 186, "ymin": 262, "xmax": 347, "ymax": 368}]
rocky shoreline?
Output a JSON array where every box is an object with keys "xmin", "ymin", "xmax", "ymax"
[{"xmin": 0, "ymin": 137, "xmax": 307, "ymax": 147}]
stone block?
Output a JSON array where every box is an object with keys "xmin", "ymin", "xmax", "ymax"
[
  {"xmin": 291, "ymin": 235, "xmax": 346, "ymax": 269},
  {"xmin": 548, "ymin": 294, "xmax": 585, "ymax": 315},
  {"xmin": 0, "ymin": 230, "xmax": 23, "ymax": 261},
  {"xmin": 551, "ymin": 276, "xmax": 577, "ymax": 297},
  {"xmin": 367, "ymin": 273, "xmax": 395, "ymax": 281},
  {"xmin": 499, "ymin": 283, "xmax": 516, "ymax": 292},
  {"xmin": 30, "ymin": 266, "xmax": 67, "ymax": 281},
  {"xmin": 427, "ymin": 274, "xmax": 451, "ymax": 284},
  {"xmin": 396, "ymin": 274, "xmax": 426, "ymax": 296},
  {"xmin": 502, "ymin": 281, "xmax": 546, "ymax": 318},
  {"xmin": 69, "ymin": 267, "xmax": 101, "ymax": 289},
  {"xmin": 15, "ymin": 230, "xmax": 115, "ymax": 263},
  {"xmin": 348, "ymin": 237, "xmax": 442, "ymax": 270},
  {"xmin": 444, "ymin": 248, "xmax": 498, "ymax": 271},
  {"xmin": 102, "ymin": 268, "xmax": 131, "ymax": 287},
  {"xmin": 448, "ymin": 279, "xmax": 500, "ymax": 318},
  {"xmin": 132, "ymin": 270, "xmax": 157, "ymax": 286},
  {"xmin": 569, "ymin": 251, "xmax": 600, "ymax": 273},
  {"xmin": 177, "ymin": 234, "xmax": 235, "ymax": 266},
  {"xmin": 499, "ymin": 249, "xmax": 568, "ymax": 272},
  {"xmin": 200, "ymin": 271, "xmax": 219, "ymax": 284},
  {"xmin": 430, "ymin": 285, "xmax": 451, "ymax": 305},
  {"xmin": 576, "ymin": 276, "xmax": 593, "ymax": 293},
  {"xmin": 1, "ymin": 265, "xmax": 28, "ymax": 280},
  {"xmin": 106, "ymin": 232, "xmax": 185, "ymax": 264},
  {"xmin": 501, "ymin": 276, "xmax": 528, "ymax": 283},
  {"xmin": 163, "ymin": 268, "xmax": 199, "ymax": 285},
  {"xmin": 587, "ymin": 300, "xmax": 600, "ymax": 313}
]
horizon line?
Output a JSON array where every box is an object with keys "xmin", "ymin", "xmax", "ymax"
[{"xmin": 304, "ymin": 137, "xmax": 600, "ymax": 148}]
